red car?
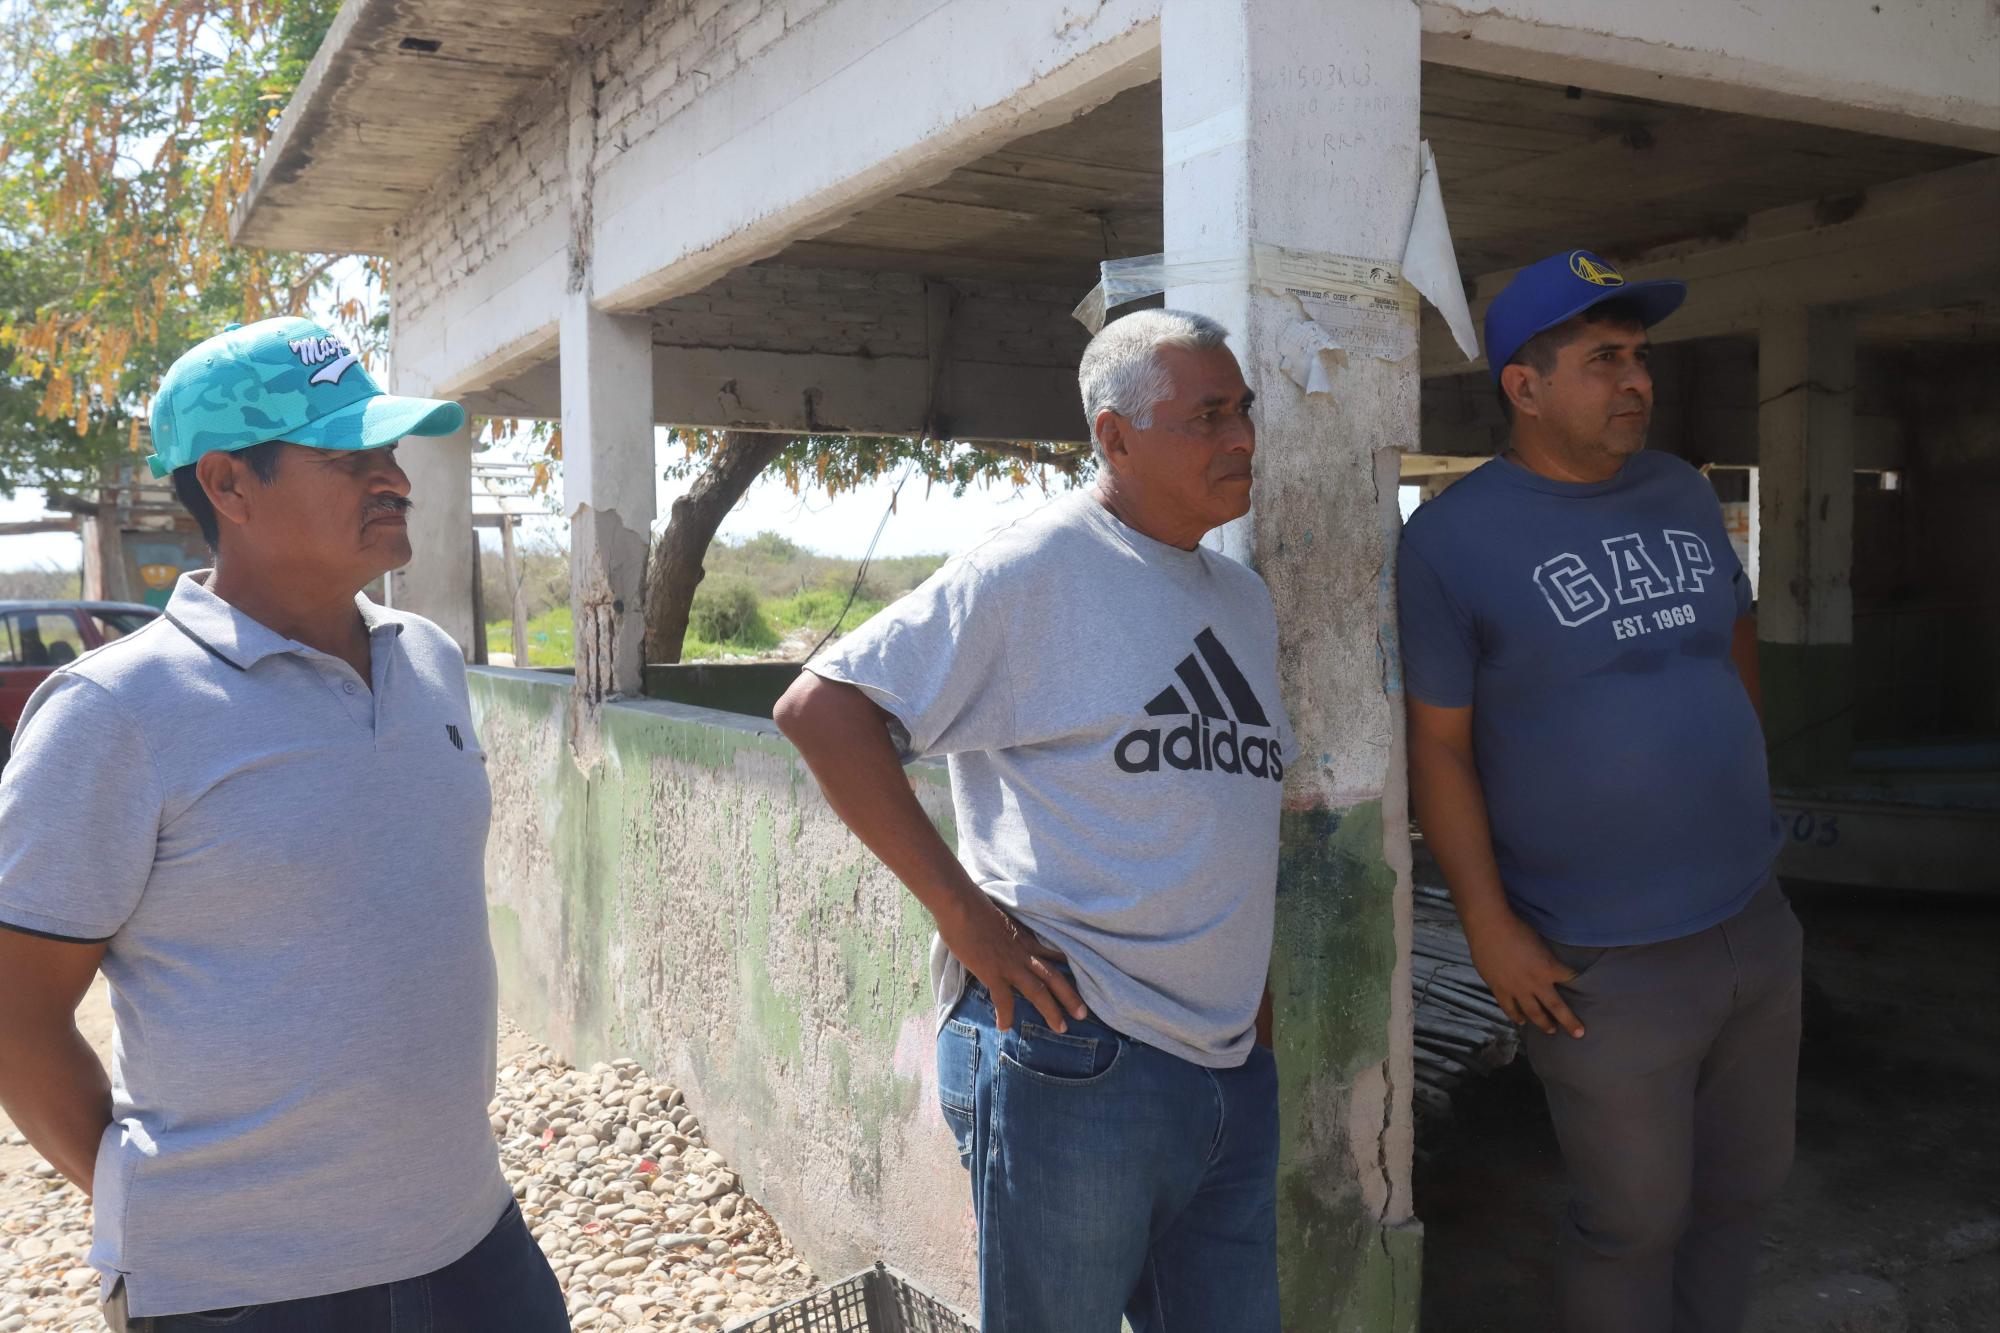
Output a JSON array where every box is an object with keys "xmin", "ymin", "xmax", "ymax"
[{"xmin": 0, "ymin": 600, "xmax": 160, "ymax": 765}]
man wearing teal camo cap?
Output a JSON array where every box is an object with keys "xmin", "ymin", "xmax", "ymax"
[
  {"xmin": 145, "ymin": 315, "xmax": 465, "ymax": 477},
  {"xmin": 0, "ymin": 317, "xmax": 570, "ymax": 1329}
]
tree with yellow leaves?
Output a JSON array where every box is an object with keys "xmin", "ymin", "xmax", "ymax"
[{"xmin": 0, "ymin": 0, "xmax": 354, "ymax": 497}]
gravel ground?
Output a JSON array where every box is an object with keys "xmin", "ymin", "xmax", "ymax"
[{"xmin": 0, "ymin": 992, "xmax": 818, "ymax": 1331}]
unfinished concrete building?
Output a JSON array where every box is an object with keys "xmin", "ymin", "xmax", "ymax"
[{"xmin": 231, "ymin": 1, "xmax": 2000, "ymax": 1324}]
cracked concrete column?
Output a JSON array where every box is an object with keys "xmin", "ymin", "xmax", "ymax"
[
  {"xmin": 387, "ymin": 412, "xmax": 475, "ymax": 657},
  {"xmin": 1758, "ymin": 306, "xmax": 1857, "ymax": 782},
  {"xmin": 560, "ymin": 292, "xmax": 656, "ymax": 702},
  {"xmin": 1162, "ymin": 1, "xmax": 1422, "ymax": 1327}
]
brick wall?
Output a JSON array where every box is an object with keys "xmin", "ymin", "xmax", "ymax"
[
  {"xmin": 389, "ymin": 0, "xmax": 821, "ymax": 337},
  {"xmin": 391, "ymin": 75, "xmax": 569, "ymax": 327},
  {"xmin": 591, "ymin": 0, "xmax": 837, "ymax": 183}
]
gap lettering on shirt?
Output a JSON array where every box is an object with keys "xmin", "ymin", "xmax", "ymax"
[{"xmin": 1532, "ymin": 530, "xmax": 1718, "ymax": 632}]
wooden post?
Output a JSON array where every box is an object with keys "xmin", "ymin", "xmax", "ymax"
[
  {"xmin": 77, "ymin": 483, "xmax": 132, "ymax": 603},
  {"xmin": 499, "ymin": 513, "xmax": 529, "ymax": 667},
  {"xmin": 470, "ymin": 530, "xmax": 489, "ymax": 666}
]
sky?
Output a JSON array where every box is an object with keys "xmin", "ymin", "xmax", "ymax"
[
  {"xmin": 489, "ymin": 456, "xmax": 1083, "ymax": 562},
  {"xmin": 0, "ymin": 458, "xmax": 1425, "ymax": 569},
  {"xmin": 0, "ymin": 452, "xmax": 1082, "ymax": 571}
]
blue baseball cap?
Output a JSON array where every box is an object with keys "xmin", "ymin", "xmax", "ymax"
[
  {"xmin": 148, "ymin": 317, "xmax": 465, "ymax": 478},
  {"xmin": 1484, "ymin": 250, "xmax": 1685, "ymax": 384}
]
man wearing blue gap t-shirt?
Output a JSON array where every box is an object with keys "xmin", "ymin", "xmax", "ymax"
[{"xmin": 1400, "ymin": 250, "xmax": 1798, "ymax": 1333}]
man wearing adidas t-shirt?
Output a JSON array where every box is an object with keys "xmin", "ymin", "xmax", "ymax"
[
  {"xmin": 775, "ymin": 309, "xmax": 1290, "ymax": 1333},
  {"xmin": 1400, "ymin": 251, "xmax": 1797, "ymax": 1333}
]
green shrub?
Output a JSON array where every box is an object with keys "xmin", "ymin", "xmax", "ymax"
[{"xmin": 689, "ymin": 575, "xmax": 777, "ymax": 648}]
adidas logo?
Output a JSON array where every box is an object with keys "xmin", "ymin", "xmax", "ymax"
[{"xmin": 1114, "ymin": 628, "xmax": 1283, "ymax": 781}]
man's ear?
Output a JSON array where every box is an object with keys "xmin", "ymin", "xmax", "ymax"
[
  {"xmin": 1500, "ymin": 363, "xmax": 1541, "ymax": 422},
  {"xmin": 195, "ymin": 451, "xmax": 254, "ymax": 532},
  {"xmin": 1095, "ymin": 410, "xmax": 1131, "ymax": 469}
]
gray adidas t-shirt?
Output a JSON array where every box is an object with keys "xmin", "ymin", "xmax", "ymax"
[
  {"xmin": 811, "ymin": 492, "xmax": 1291, "ymax": 1068},
  {"xmin": 0, "ymin": 574, "xmax": 511, "ymax": 1317}
]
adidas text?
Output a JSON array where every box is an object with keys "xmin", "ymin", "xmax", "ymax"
[{"xmin": 1115, "ymin": 715, "xmax": 1283, "ymax": 781}]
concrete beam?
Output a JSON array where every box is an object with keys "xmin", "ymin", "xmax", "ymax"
[
  {"xmin": 230, "ymin": 0, "xmax": 624, "ymax": 253},
  {"xmin": 587, "ymin": 0, "xmax": 1161, "ymax": 313},
  {"xmin": 1163, "ymin": 0, "xmax": 1420, "ymax": 1325},
  {"xmin": 1422, "ymin": 157, "xmax": 2000, "ymax": 377},
  {"xmin": 463, "ymin": 268, "xmax": 1093, "ymax": 443},
  {"xmin": 1419, "ymin": 0, "xmax": 2000, "ymax": 152},
  {"xmin": 469, "ymin": 347, "xmax": 1086, "ymax": 444}
]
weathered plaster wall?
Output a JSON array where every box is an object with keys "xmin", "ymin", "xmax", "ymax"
[{"xmin": 468, "ymin": 668, "xmax": 978, "ymax": 1305}]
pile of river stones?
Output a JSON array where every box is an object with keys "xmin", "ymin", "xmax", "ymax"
[
  {"xmin": 0, "ymin": 1160, "xmax": 95, "ymax": 1332},
  {"xmin": 494, "ymin": 1040, "xmax": 819, "ymax": 1329},
  {"xmin": 0, "ymin": 1030, "xmax": 817, "ymax": 1331}
]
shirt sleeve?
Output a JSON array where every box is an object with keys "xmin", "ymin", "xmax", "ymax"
[
  {"xmin": 805, "ymin": 557, "xmax": 1020, "ymax": 759},
  {"xmin": 1397, "ymin": 540, "xmax": 1480, "ymax": 708},
  {"xmin": 0, "ymin": 673, "xmax": 162, "ymax": 941}
]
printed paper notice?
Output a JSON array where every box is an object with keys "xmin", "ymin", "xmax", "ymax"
[
  {"xmin": 1253, "ymin": 244, "xmax": 1418, "ymax": 362},
  {"xmin": 1279, "ymin": 318, "xmax": 1344, "ymax": 396}
]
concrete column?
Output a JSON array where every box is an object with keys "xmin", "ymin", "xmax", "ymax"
[
  {"xmin": 1163, "ymin": 2, "xmax": 1422, "ymax": 1327},
  {"xmin": 387, "ymin": 419, "xmax": 476, "ymax": 655},
  {"xmin": 1757, "ymin": 306, "xmax": 1857, "ymax": 782},
  {"xmin": 559, "ymin": 291, "xmax": 656, "ymax": 702}
]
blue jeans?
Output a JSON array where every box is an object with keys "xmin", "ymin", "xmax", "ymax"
[
  {"xmin": 938, "ymin": 980, "xmax": 1279, "ymax": 1333},
  {"xmin": 104, "ymin": 1199, "xmax": 567, "ymax": 1332}
]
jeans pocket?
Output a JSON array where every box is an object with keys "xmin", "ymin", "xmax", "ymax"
[
  {"xmin": 997, "ymin": 1022, "xmax": 1122, "ymax": 1086},
  {"xmin": 937, "ymin": 1018, "xmax": 980, "ymax": 1164}
]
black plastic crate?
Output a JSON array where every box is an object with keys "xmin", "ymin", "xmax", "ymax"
[{"xmin": 725, "ymin": 1262, "xmax": 976, "ymax": 1333}]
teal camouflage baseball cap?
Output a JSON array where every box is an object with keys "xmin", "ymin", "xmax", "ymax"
[{"xmin": 147, "ymin": 316, "xmax": 465, "ymax": 478}]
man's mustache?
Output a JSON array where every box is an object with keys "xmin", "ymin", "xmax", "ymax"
[{"xmin": 363, "ymin": 495, "xmax": 415, "ymax": 518}]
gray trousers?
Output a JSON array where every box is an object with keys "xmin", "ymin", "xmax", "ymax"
[{"xmin": 1523, "ymin": 877, "xmax": 1804, "ymax": 1333}]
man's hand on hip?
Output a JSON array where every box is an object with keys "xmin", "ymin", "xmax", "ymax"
[
  {"xmin": 936, "ymin": 892, "xmax": 1086, "ymax": 1034},
  {"xmin": 773, "ymin": 672, "xmax": 1088, "ymax": 1035},
  {"xmin": 1465, "ymin": 909, "xmax": 1586, "ymax": 1040}
]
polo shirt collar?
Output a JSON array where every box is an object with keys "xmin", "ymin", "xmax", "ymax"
[{"xmin": 164, "ymin": 571, "xmax": 404, "ymax": 671}]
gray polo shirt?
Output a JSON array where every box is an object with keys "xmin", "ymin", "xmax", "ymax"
[{"xmin": 0, "ymin": 573, "xmax": 511, "ymax": 1317}]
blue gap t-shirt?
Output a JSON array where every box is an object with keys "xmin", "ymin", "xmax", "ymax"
[{"xmin": 1398, "ymin": 450, "xmax": 1783, "ymax": 946}]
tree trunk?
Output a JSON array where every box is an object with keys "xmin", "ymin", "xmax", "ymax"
[
  {"xmin": 642, "ymin": 431, "xmax": 793, "ymax": 665},
  {"xmin": 80, "ymin": 508, "xmax": 132, "ymax": 602}
]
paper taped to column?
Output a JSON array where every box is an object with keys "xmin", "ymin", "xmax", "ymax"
[{"xmin": 1072, "ymin": 141, "xmax": 1481, "ymax": 395}]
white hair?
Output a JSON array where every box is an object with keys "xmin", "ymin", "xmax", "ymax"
[{"xmin": 1078, "ymin": 308, "xmax": 1231, "ymax": 456}]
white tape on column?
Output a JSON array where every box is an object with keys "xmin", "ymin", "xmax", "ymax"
[{"xmin": 1074, "ymin": 141, "xmax": 1479, "ymax": 371}]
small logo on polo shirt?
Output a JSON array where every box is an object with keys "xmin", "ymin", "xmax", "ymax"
[
  {"xmin": 445, "ymin": 724, "xmax": 464, "ymax": 751},
  {"xmin": 1569, "ymin": 252, "xmax": 1625, "ymax": 287},
  {"xmin": 1114, "ymin": 628, "xmax": 1283, "ymax": 781}
]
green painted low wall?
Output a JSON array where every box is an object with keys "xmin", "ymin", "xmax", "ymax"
[
  {"xmin": 468, "ymin": 666, "xmax": 1418, "ymax": 1329},
  {"xmin": 468, "ymin": 667, "xmax": 977, "ymax": 1304},
  {"xmin": 641, "ymin": 662, "xmax": 800, "ymax": 720}
]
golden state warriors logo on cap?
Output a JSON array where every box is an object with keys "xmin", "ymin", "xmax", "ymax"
[{"xmin": 1570, "ymin": 251, "xmax": 1625, "ymax": 287}]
